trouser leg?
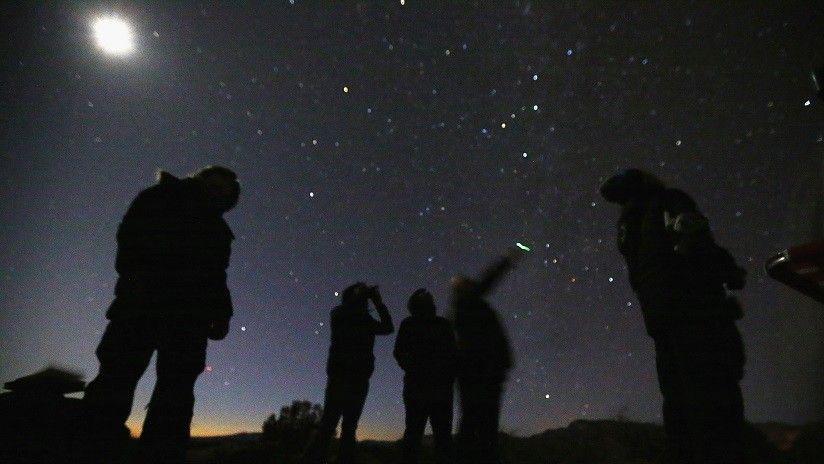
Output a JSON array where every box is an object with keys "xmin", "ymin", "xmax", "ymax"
[
  {"xmin": 304, "ymin": 377, "xmax": 345, "ymax": 464},
  {"xmin": 80, "ymin": 320, "xmax": 154, "ymax": 463},
  {"xmin": 429, "ymin": 383, "xmax": 455, "ymax": 464},
  {"xmin": 477, "ymin": 382, "xmax": 502, "ymax": 464},
  {"xmin": 401, "ymin": 384, "xmax": 429, "ymax": 464},
  {"xmin": 338, "ymin": 378, "xmax": 369, "ymax": 464},
  {"xmin": 679, "ymin": 324, "xmax": 746, "ymax": 464},
  {"xmin": 690, "ymin": 378, "xmax": 745, "ymax": 464},
  {"xmin": 655, "ymin": 340, "xmax": 691, "ymax": 464},
  {"xmin": 140, "ymin": 324, "xmax": 207, "ymax": 464},
  {"xmin": 456, "ymin": 378, "xmax": 481, "ymax": 464}
]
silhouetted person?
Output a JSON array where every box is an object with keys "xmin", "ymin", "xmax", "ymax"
[
  {"xmin": 79, "ymin": 166, "xmax": 240, "ymax": 463},
  {"xmin": 451, "ymin": 251, "xmax": 519, "ymax": 464},
  {"xmin": 394, "ymin": 289, "xmax": 457, "ymax": 464},
  {"xmin": 601, "ymin": 169, "xmax": 747, "ymax": 464},
  {"xmin": 304, "ymin": 283, "xmax": 394, "ymax": 464}
]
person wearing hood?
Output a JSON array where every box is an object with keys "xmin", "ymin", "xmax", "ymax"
[
  {"xmin": 304, "ymin": 283, "xmax": 394, "ymax": 464},
  {"xmin": 394, "ymin": 289, "xmax": 457, "ymax": 464},
  {"xmin": 80, "ymin": 166, "xmax": 239, "ymax": 463},
  {"xmin": 600, "ymin": 169, "xmax": 747, "ymax": 464},
  {"xmin": 451, "ymin": 250, "xmax": 520, "ymax": 464}
]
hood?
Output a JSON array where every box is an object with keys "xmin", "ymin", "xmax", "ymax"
[
  {"xmin": 156, "ymin": 170, "xmax": 181, "ymax": 184},
  {"xmin": 600, "ymin": 169, "xmax": 665, "ymax": 205},
  {"xmin": 408, "ymin": 288, "xmax": 436, "ymax": 318}
]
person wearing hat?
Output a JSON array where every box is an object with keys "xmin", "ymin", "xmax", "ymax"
[
  {"xmin": 80, "ymin": 166, "xmax": 240, "ymax": 463},
  {"xmin": 601, "ymin": 169, "xmax": 747, "ymax": 464}
]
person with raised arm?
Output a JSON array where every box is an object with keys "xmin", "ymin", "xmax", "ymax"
[{"xmin": 304, "ymin": 283, "xmax": 394, "ymax": 464}]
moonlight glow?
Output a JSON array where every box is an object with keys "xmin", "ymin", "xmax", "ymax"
[{"xmin": 91, "ymin": 16, "xmax": 135, "ymax": 55}]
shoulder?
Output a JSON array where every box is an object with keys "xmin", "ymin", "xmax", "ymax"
[
  {"xmin": 435, "ymin": 318, "xmax": 455, "ymax": 339},
  {"xmin": 660, "ymin": 188, "xmax": 697, "ymax": 212},
  {"xmin": 156, "ymin": 171, "xmax": 191, "ymax": 196},
  {"xmin": 397, "ymin": 317, "xmax": 413, "ymax": 332},
  {"xmin": 488, "ymin": 310, "xmax": 505, "ymax": 327},
  {"xmin": 131, "ymin": 173, "xmax": 188, "ymax": 207},
  {"xmin": 435, "ymin": 316, "xmax": 453, "ymax": 328},
  {"xmin": 130, "ymin": 182, "xmax": 165, "ymax": 208}
]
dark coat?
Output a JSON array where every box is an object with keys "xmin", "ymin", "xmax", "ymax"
[
  {"xmin": 326, "ymin": 303, "xmax": 394, "ymax": 379},
  {"xmin": 618, "ymin": 187, "xmax": 746, "ymax": 335},
  {"xmin": 453, "ymin": 299, "xmax": 512, "ymax": 383},
  {"xmin": 106, "ymin": 172, "xmax": 234, "ymax": 322},
  {"xmin": 394, "ymin": 313, "xmax": 457, "ymax": 385},
  {"xmin": 452, "ymin": 257, "xmax": 514, "ymax": 383}
]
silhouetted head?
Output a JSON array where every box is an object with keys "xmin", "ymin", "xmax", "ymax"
[
  {"xmin": 600, "ymin": 169, "xmax": 665, "ymax": 205},
  {"xmin": 451, "ymin": 275, "xmax": 474, "ymax": 292},
  {"xmin": 408, "ymin": 288, "xmax": 436, "ymax": 318},
  {"xmin": 194, "ymin": 165, "xmax": 240, "ymax": 213},
  {"xmin": 450, "ymin": 275, "xmax": 480, "ymax": 306},
  {"xmin": 341, "ymin": 282, "xmax": 370, "ymax": 311}
]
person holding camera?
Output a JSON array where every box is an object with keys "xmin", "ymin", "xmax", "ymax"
[
  {"xmin": 601, "ymin": 169, "xmax": 747, "ymax": 464},
  {"xmin": 304, "ymin": 283, "xmax": 394, "ymax": 464},
  {"xmin": 80, "ymin": 166, "xmax": 240, "ymax": 463}
]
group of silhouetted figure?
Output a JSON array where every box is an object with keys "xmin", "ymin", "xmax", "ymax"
[
  {"xmin": 302, "ymin": 255, "xmax": 516, "ymax": 464},
  {"xmin": 71, "ymin": 166, "xmax": 748, "ymax": 464}
]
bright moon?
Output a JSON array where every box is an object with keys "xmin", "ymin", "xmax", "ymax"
[{"xmin": 92, "ymin": 16, "xmax": 135, "ymax": 55}]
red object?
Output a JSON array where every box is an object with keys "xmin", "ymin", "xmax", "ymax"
[{"xmin": 766, "ymin": 240, "xmax": 824, "ymax": 304}]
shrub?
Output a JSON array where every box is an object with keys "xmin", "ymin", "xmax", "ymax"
[{"xmin": 261, "ymin": 400, "xmax": 323, "ymax": 453}]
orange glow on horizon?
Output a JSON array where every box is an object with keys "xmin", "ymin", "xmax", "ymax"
[{"xmin": 126, "ymin": 418, "xmax": 400, "ymax": 440}]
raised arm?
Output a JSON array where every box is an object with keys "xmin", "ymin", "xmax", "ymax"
[
  {"xmin": 369, "ymin": 287, "xmax": 394, "ymax": 335},
  {"xmin": 474, "ymin": 249, "xmax": 520, "ymax": 296}
]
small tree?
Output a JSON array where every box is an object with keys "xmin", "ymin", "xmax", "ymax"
[{"xmin": 262, "ymin": 400, "xmax": 323, "ymax": 452}]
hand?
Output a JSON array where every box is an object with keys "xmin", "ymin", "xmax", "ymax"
[
  {"xmin": 506, "ymin": 246, "xmax": 525, "ymax": 264},
  {"xmin": 368, "ymin": 286, "xmax": 383, "ymax": 305},
  {"xmin": 208, "ymin": 318, "xmax": 230, "ymax": 340}
]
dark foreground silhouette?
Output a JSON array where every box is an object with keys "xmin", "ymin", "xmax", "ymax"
[
  {"xmin": 602, "ymin": 169, "xmax": 748, "ymax": 464},
  {"xmin": 2, "ymin": 379, "xmax": 821, "ymax": 464},
  {"xmin": 0, "ymin": 368, "xmax": 84, "ymax": 464},
  {"xmin": 79, "ymin": 166, "xmax": 240, "ymax": 463},
  {"xmin": 130, "ymin": 419, "xmax": 821, "ymax": 464},
  {"xmin": 394, "ymin": 289, "xmax": 457, "ymax": 464}
]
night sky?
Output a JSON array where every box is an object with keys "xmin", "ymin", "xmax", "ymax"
[{"xmin": 1, "ymin": 2, "xmax": 823, "ymax": 440}]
